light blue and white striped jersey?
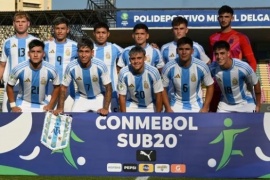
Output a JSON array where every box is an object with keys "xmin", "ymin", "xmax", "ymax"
[
  {"xmin": 7, "ymin": 60, "xmax": 60, "ymax": 104},
  {"xmin": 161, "ymin": 41, "xmax": 210, "ymax": 64},
  {"xmin": 210, "ymin": 58, "xmax": 258, "ymax": 105},
  {"xmin": 62, "ymin": 58, "xmax": 111, "ymax": 99},
  {"xmin": 93, "ymin": 42, "xmax": 123, "ymax": 92},
  {"xmin": 1, "ymin": 35, "xmax": 38, "ymax": 81},
  {"xmin": 117, "ymin": 43, "xmax": 164, "ymax": 69},
  {"xmin": 162, "ymin": 57, "xmax": 214, "ymax": 109},
  {"xmin": 118, "ymin": 63, "xmax": 164, "ymax": 107},
  {"xmin": 44, "ymin": 39, "xmax": 77, "ymax": 81}
]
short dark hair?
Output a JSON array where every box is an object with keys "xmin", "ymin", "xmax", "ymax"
[
  {"xmin": 53, "ymin": 17, "xmax": 69, "ymax": 27},
  {"xmin": 218, "ymin": 5, "xmax": 234, "ymax": 15},
  {"xmin": 133, "ymin": 23, "xmax": 148, "ymax": 32},
  {"xmin": 93, "ymin": 22, "xmax": 109, "ymax": 32},
  {"xmin": 129, "ymin": 45, "xmax": 146, "ymax": 57},
  {"xmin": 171, "ymin": 16, "xmax": 188, "ymax": 27},
  {"xmin": 77, "ymin": 37, "xmax": 94, "ymax": 50},
  {"xmin": 177, "ymin": 37, "xmax": 193, "ymax": 48},
  {"xmin": 213, "ymin": 40, "xmax": 230, "ymax": 51},
  {"xmin": 28, "ymin": 39, "xmax": 45, "ymax": 50}
]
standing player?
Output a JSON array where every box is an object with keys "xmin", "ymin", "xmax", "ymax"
[
  {"xmin": 54, "ymin": 38, "xmax": 112, "ymax": 115},
  {"xmin": 162, "ymin": 37, "xmax": 214, "ymax": 112},
  {"xmin": 118, "ymin": 46, "xmax": 163, "ymax": 112},
  {"xmin": 161, "ymin": 16, "xmax": 210, "ymax": 64},
  {"xmin": 6, "ymin": 40, "xmax": 60, "ymax": 112},
  {"xmin": 0, "ymin": 12, "xmax": 38, "ymax": 112},
  {"xmin": 210, "ymin": 40, "xmax": 261, "ymax": 112},
  {"xmin": 209, "ymin": 5, "xmax": 257, "ymax": 112},
  {"xmin": 92, "ymin": 22, "xmax": 123, "ymax": 112},
  {"xmin": 117, "ymin": 23, "xmax": 164, "ymax": 72},
  {"xmin": 44, "ymin": 17, "xmax": 77, "ymax": 111}
]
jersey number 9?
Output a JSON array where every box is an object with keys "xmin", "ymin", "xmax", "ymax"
[{"xmin": 57, "ymin": 56, "xmax": 62, "ymax": 65}]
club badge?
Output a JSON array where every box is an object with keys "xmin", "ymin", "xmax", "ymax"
[{"xmin": 191, "ymin": 73, "xmax": 196, "ymax": 82}]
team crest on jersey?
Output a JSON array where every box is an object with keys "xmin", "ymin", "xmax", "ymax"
[
  {"xmin": 24, "ymin": 78, "xmax": 31, "ymax": 82},
  {"xmin": 145, "ymin": 55, "xmax": 151, "ymax": 62},
  {"xmin": 9, "ymin": 74, "xmax": 15, "ymax": 80},
  {"xmin": 12, "ymin": 44, "xmax": 17, "ymax": 47},
  {"xmin": 169, "ymin": 53, "xmax": 175, "ymax": 58},
  {"xmin": 105, "ymin": 52, "xmax": 111, "ymax": 59},
  {"xmin": 144, "ymin": 81, "xmax": 149, "ymax": 89},
  {"xmin": 76, "ymin": 77, "xmax": 82, "ymax": 81},
  {"xmin": 217, "ymin": 77, "xmax": 222, "ymax": 82},
  {"xmin": 65, "ymin": 48, "xmax": 70, "ymax": 56},
  {"xmin": 174, "ymin": 74, "xmax": 180, "ymax": 78},
  {"xmin": 118, "ymin": 83, "xmax": 125, "ymax": 91},
  {"xmin": 41, "ymin": 77, "xmax": 46, "ymax": 85},
  {"xmin": 232, "ymin": 77, "xmax": 238, "ymax": 85},
  {"xmin": 128, "ymin": 84, "xmax": 134, "ymax": 88},
  {"xmin": 191, "ymin": 73, "xmax": 196, "ymax": 82},
  {"xmin": 49, "ymin": 49, "xmax": 55, "ymax": 53},
  {"xmin": 92, "ymin": 75, "xmax": 98, "ymax": 82}
]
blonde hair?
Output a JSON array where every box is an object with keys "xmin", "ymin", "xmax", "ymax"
[{"xmin": 13, "ymin": 12, "xmax": 30, "ymax": 21}]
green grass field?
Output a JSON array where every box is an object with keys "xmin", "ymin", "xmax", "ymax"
[{"xmin": 0, "ymin": 176, "xmax": 260, "ymax": 180}]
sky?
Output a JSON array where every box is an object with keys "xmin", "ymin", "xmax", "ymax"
[{"xmin": 52, "ymin": 0, "xmax": 270, "ymax": 10}]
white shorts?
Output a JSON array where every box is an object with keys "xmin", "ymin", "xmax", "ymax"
[
  {"xmin": 217, "ymin": 101, "xmax": 256, "ymax": 112},
  {"xmin": 171, "ymin": 101, "xmax": 201, "ymax": 112},
  {"xmin": 71, "ymin": 94, "xmax": 110, "ymax": 112},
  {"xmin": 126, "ymin": 102, "xmax": 155, "ymax": 112},
  {"xmin": 16, "ymin": 99, "xmax": 48, "ymax": 112},
  {"xmin": 47, "ymin": 95, "xmax": 74, "ymax": 112}
]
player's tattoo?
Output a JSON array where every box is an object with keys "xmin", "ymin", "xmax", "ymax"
[
  {"xmin": 103, "ymin": 83, "xmax": 112, "ymax": 110},
  {"xmin": 57, "ymin": 86, "xmax": 67, "ymax": 110}
]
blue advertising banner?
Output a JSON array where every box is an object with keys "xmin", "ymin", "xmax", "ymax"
[
  {"xmin": 116, "ymin": 9, "xmax": 270, "ymax": 28},
  {"xmin": 1, "ymin": 112, "xmax": 270, "ymax": 178}
]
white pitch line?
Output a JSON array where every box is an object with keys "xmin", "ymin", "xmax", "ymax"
[{"xmin": 135, "ymin": 176, "xmax": 149, "ymax": 180}]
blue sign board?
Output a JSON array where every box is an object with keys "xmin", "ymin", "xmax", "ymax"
[
  {"xmin": 116, "ymin": 9, "xmax": 270, "ymax": 27},
  {"xmin": 0, "ymin": 112, "xmax": 270, "ymax": 178}
]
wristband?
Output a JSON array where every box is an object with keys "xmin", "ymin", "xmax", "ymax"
[{"xmin": 10, "ymin": 102, "xmax": 16, "ymax": 108}]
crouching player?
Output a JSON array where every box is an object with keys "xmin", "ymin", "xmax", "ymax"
[
  {"xmin": 118, "ymin": 46, "xmax": 163, "ymax": 112},
  {"xmin": 7, "ymin": 39, "xmax": 60, "ymax": 112},
  {"xmin": 54, "ymin": 37, "xmax": 112, "ymax": 116},
  {"xmin": 210, "ymin": 40, "xmax": 261, "ymax": 112}
]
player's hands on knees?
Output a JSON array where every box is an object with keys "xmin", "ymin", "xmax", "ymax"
[
  {"xmin": 97, "ymin": 108, "xmax": 109, "ymax": 116},
  {"xmin": 199, "ymin": 107, "xmax": 209, "ymax": 113},
  {"xmin": 11, "ymin": 106, "xmax": 22, "ymax": 112},
  {"xmin": 53, "ymin": 109, "xmax": 63, "ymax": 116},
  {"xmin": 255, "ymin": 106, "xmax": 260, "ymax": 113},
  {"xmin": 165, "ymin": 107, "xmax": 174, "ymax": 113},
  {"xmin": 43, "ymin": 105, "xmax": 52, "ymax": 112}
]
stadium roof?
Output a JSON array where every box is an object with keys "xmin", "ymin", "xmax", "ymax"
[{"xmin": 0, "ymin": 9, "xmax": 102, "ymax": 26}]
